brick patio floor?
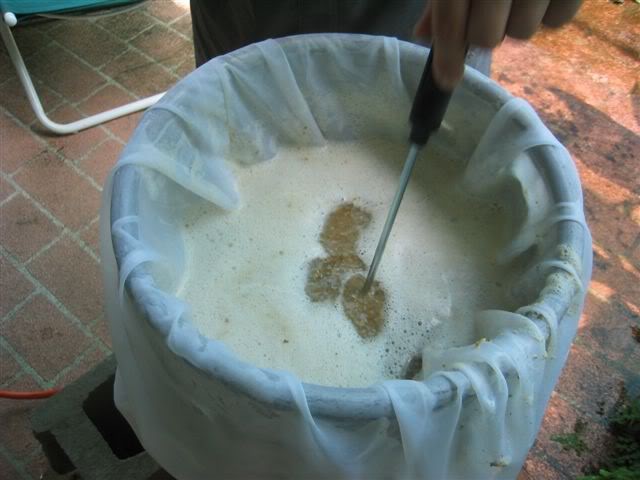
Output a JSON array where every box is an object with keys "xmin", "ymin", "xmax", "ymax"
[{"xmin": 0, "ymin": 1, "xmax": 638, "ymax": 479}]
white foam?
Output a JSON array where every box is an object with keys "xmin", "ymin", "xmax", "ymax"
[{"xmin": 177, "ymin": 139, "xmax": 513, "ymax": 388}]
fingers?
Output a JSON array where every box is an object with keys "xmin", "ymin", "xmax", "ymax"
[
  {"xmin": 412, "ymin": 0, "xmax": 581, "ymax": 90},
  {"xmin": 543, "ymin": 0, "xmax": 582, "ymax": 28},
  {"xmin": 431, "ymin": 0, "xmax": 469, "ymax": 90},
  {"xmin": 467, "ymin": 0, "xmax": 512, "ymax": 48},
  {"xmin": 506, "ymin": 0, "xmax": 550, "ymax": 39}
]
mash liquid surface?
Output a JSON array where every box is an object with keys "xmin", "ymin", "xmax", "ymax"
[{"xmin": 177, "ymin": 140, "xmax": 512, "ymax": 388}]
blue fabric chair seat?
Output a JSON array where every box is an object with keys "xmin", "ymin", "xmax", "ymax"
[{"xmin": 0, "ymin": 0, "xmax": 141, "ymax": 15}]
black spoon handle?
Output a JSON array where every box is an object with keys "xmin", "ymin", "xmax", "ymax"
[{"xmin": 409, "ymin": 46, "xmax": 454, "ymax": 145}]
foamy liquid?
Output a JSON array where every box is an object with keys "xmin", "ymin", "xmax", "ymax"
[{"xmin": 177, "ymin": 140, "xmax": 512, "ymax": 388}]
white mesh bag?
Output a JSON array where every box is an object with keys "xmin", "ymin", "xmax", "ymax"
[{"xmin": 100, "ymin": 34, "xmax": 592, "ymax": 480}]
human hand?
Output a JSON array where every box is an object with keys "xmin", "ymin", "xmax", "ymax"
[{"xmin": 414, "ymin": 0, "xmax": 583, "ymax": 90}]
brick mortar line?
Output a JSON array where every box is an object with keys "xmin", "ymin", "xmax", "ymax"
[
  {"xmin": 86, "ymin": 314, "xmax": 113, "ymax": 353},
  {"xmin": 40, "ymin": 132, "xmax": 113, "ymax": 192},
  {"xmin": 92, "ymin": 13, "xmax": 191, "ymax": 78},
  {"xmin": 98, "ymin": 37, "xmax": 183, "ymax": 83},
  {"xmin": 0, "ymin": 244, "xmax": 100, "ymax": 360},
  {"xmin": 0, "ymin": 72, "xmax": 66, "ymax": 113},
  {"xmin": 2, "ymin": 84, "xmax": 131, "ymax": 267},
  {"xmin": 144, "ymin": 7, "xmax": 190, "ymax": 28},
  {"xmin": 29, "ymin": 229, "xmax": 101, "ymax": 280},
  {"xmin": 163, "ymin": 11, "xmax": 193, "ymax": 43},
  {"xmin": 0, "ymin": 337, "xmax": 49, "ymax": 390},
  {"xmin": 65, "ymin": 134, "xmax": 113, "ymax": 168},
  {"xmin": 0, "ymin": 323, "xmax": 106, "ymax": 392},
  {"xmin": 3, "ymin": 77, "xmax": 128, "ymax": 146},
  {"xmin": 0, "ymin": 190, "xmax": 19, "ymax": 207},
  {"xmin": 136, "ymin": 8, "xmax": 195, "ymax": 62},
  {"xmin": 136, "ymin": 7, "xmax": 192, "ymax": 44},
  {"xmin": 0, "ymin": 105, "xmax": 105, "ymax": 191},
  {"xmin": 0, "ymin": 116, "xmax": 106, "ymax": 264},
  {"xmin": 60, "ymin": 121, "xmax": 127, "ymax": 167},
  {"xmin": 77, "ymin": 215, "xmax": 101, "ymax": 235},
  {"xmin": 0, "ymin": 444, "xmax": 32, "ymax": 480},
  {"xmin": 91, "ymin": 4, "xmax": 159, "ymax": 48},
  {"xmin": 0, "ymin": 103, "xmax": 50, "ymax": 148},
  {"xmin": 0, "ymin": 328, "xmax": 107, "ymax": 391},
  {"xmin": 75, "ymin": 215, "xmax": 101, "ymax": 252},
  {"xmin": 0, "ymin": 289, "xmax": 40, "ymax": 325},
  {"xmin": 49, "ymin": 9, "xmax": 158, "ymax": 72},
  {"xmin": 47, "ymin": 342, "xmax": 106, "ymax": 387},
  {"xmin": 0, "ymin": 369, "xmax": 25, "ymax": 389},
  {"xmin": 41, "ymin": 19, "xmax": 175, "ymax": 93},
  {"xmin": 86, "ymin": 312, "xmax": 105, "ymax": 328},
  {"xmin": 1, "ymin": 171, "xmax": 102, "ymax": 264},
  {"xmin": 29, "ymin": 227, "xmax": 101, "ymax": 266},
  {"xmin": 45, "ymin": 16, "xmax": 181, "ymax": 97},
  {"xmin": 94, "ymin": 337, "xmax": 113, "ymax": 356},
  {"xmin": 4, "ymin": 98, "xmax": 126, "ymax": 167}
]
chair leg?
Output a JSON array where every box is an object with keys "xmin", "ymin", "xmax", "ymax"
[{"xmin": 0, "ymin": 19, "xmax": 164, "ymax": 135}]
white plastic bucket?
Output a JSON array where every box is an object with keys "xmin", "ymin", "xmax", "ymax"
[{"xmin": 101, "ymin": 34, "xmax": 591, "ymax": 480}]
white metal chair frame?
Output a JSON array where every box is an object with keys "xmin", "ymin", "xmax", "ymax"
[{"xmin": 1, "ymin": 7, "xmax": 164, "ymax": 135}]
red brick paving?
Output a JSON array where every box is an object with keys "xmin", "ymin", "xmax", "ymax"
[
  {"xmin": 89, "ymin": 315, "xmax": 113, "ymax": 351},
  {"xmin": 0, "ymin": 1, "xmax": 637, "ymax": 479},
  {"xmin": 0, "ymin": 49, "xmax": 11, "ymax": 85},
  {"xmin": 0, "ymin": 76, "xmax": 63, "ymax": 126},
  {"xmin": 79, "ymin": 139, "xmax": 123, "ymax": 186},
  {"xmin": 578, "ymin": 295, "xmax": 640, "ymax": 370},
  {"xmin": 517, "ymin": 456, "xmax": 565, "ymax": 480},
  {"xmin": 47, "ymin": 21, "xmax": 128, "ymax": 69},
  {"xmin": 172, "ymin": 14, "xmax": 193, "ymax": 38},
  {"xmin": 15, "ymin": 150, "xmax": 101, "ymax": 230},
  {"xmin": 0, "ymin": 344, "xmax": 22, "ymax": 385},
  {"xmin": 27, "ymin": 235, "xmax": 104, "ymax": 324},
  {"xmin": 1, "ymin": 295, "xmax": 92, "ymax": 382},
  {"xmin": 96, "ymin": 8, "xmax": 153, "ymax": 41},
  {"xmin": 131, "ymin": 23, "xmax": 192, "ymax": 69},
  {"xmin": 146, "ymin": 0, "xmax": 187, "ymax": 24},
  {"xmin": 104, "ymin": 110, "xmax": 144, "ymax": 142},
  {"xmin": 0, "ymin": 195, "xmax": 62, "ymax": 263},
  {"xmin": 10, "ymin": 25, "xmax": 48, "ymax": 59},
  {"xmin": 101, "ymin": 48, "xmax": 178, "ymax": 98},
  {"xmin": 78, "ymin": 220, "xmax": 101, "ymax": 257},
  {"xmin": 531, "ymin": 393, "xmax": 616, "ymax": 478},
  {"xmin": 53, "ymin": 345, "xmax": 108, "ymax": 388},
  {"xmin": 174, "ymin": 57, "xmax": 195, "ymax": 79},
  {"xmin": 25, "ymin": 44, "xmax": 106, "ymax": 103},
  {"xmin": 78, "ymin": 84, "xmax": 136, "ymax": 116},
  {"xmin": 0, "ymin": 177, "xmax": 15, "ymax": 203},
  {"xmin": 0, "ymin": 257, "xmax": 34, "ymax": 319},
  {"xmin": 0, "ymin": 113, "xmax": 46, "ymax": 174},
  {"xmin": 43, "ymin": 104, "xmax": 109, "ymax": 161}
]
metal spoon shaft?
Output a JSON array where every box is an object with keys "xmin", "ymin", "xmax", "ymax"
[{"xmin": 363, "ymin": 142, "xmax": 422, "ymax": 292}]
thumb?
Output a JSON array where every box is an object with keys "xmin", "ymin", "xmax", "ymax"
[{"xmin": 413, "ymin": 3, "xmax": 433, "ymax": 40}]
